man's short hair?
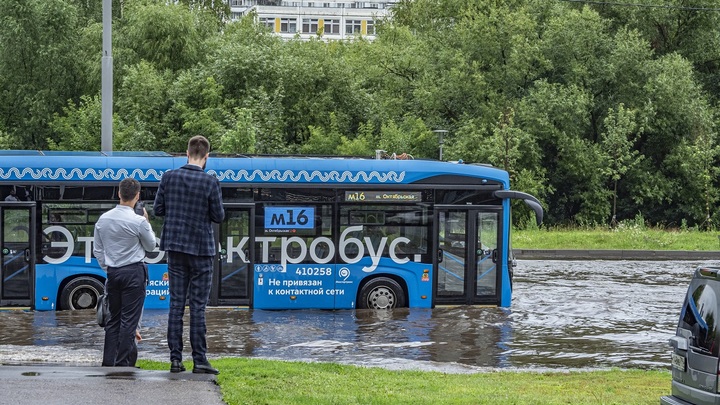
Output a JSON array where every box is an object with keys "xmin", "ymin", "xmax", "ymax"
[
  {"xmin": 188, "ymin": 135, "xmax": 210, "ymax": 159},
  {"xmin": 119, "ymin": 178, "xmax": 140, "ymax": 202}
]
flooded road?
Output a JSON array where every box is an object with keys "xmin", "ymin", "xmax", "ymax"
[{"xmin": 0, "ymin": 260, "xmax": 708, "ymax": 372}]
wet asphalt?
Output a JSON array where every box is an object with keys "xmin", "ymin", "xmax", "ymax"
[{"xmin": 0, "ymin": 365, "xmax": 223, "ymax": 405}]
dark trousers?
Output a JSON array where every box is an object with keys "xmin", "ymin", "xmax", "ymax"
[
  {"xmin": 167, "ymin": 251, "xmax": 213, "ymax": 364},
  {"xmin": 102, "ymin": 262, "xmax": 146, "ymax": 367}
]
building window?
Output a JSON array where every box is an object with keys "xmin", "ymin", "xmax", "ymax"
[
  {"xmin": 259, "ymin": 17, "xmax": 275, "ymax": 30},
  {"xmin": 230, "ymin": 12, "xmax": 243, "ymax": 20},
  {"xmin": 324, "ymin": 19, "xmax": 340, "ymax": 34},
  {"xmin": 280, "ymin": 18, "xmax": 297, "ymax": 33},
  {"xmin": 302, "ymin": 18, "xmax": 319, "ymax": 34},
  {"xmin": 346, "ymin": 20, "xmax": 362, "ymax": 35},
  {"xmin": 366, "ymin": 20, "xmax": 375, "ymax": 35}
]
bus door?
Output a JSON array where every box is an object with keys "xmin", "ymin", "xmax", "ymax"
[
  {"xmin": 0, "ymin": 202, "xmax": 36, "ymax": 307},
  {"xmin": 214, "ymin": 205, "xmax": 254, "ymax": 306},
  {"xmin": 434, "ymin": 207, "xmax": 500, "ymax": 305}
]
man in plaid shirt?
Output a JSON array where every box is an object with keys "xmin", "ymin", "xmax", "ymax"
[{"xmin": 154, "ymin": 135, "xmax": 225, "ymax": 374}]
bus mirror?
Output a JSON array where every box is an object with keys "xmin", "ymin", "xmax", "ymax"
[
  {"xmin": 523, "ymin": 200, "xmax": 543, "ymax": 226},
  {"xmin": 493, "ymin": 190, "xmax": 543, "ymax": 226}
]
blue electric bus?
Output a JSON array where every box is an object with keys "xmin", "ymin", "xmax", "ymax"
[{"xmin": 0, "ymin": 150, "xmax": 542, "ymax": 311}]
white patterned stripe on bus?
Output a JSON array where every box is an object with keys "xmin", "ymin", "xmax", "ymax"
[{"xmin": 0, "ymin": 168, "xmax": 406, "ymax": 183}]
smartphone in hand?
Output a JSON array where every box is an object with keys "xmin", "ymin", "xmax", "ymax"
[{"xmin": 134, "ymin": 201, "xmax": 145, "ymax": 216}]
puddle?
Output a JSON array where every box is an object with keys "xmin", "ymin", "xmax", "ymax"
[{"xmin": 0, "ymin": 260, "xmax": 706, "ymax": 372}]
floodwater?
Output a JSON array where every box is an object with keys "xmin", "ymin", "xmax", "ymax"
[{"xmin": 0, "ymin": 260, "xmax": 709, "ymax": 372}]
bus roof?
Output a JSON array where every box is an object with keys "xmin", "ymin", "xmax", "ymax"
[
  {"xmin": 0, "ymin": 150, "xmax": 174, "ymax": 157},
  {"xmin": 0, "ymin": 152, "xmax": 510, "ymax": 188}
]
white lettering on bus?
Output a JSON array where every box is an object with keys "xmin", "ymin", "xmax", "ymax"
[
  {"xmin": 77, "ymin": 236, "xmax": 93, "ymax": 263},
  {"xmin": 282, "ymin": 236, "xmax": 307, "ymax": 268},
  {"xmin": 339, "ymin": 225, "xmax": 364, "ymax": 264},
  {"xmin": 43, "ymin": 226, "xmax": 73, "ymax": 264},
  {"xmin": 227, "ymin": 236, "xmax": 249, "ymax": 263},
  {"xmin": 389, "ymin": 237, "xmax": 411, "ymax": 264},
  {"xmin": 42, "ymin": 225, "xmax": 415, "ymax": 272},
  {"xmin": 256, "ymin": 236, "xmax": 275, "ymax": 262},
  {"xmin": 146, "ymin": 289, "xmax": 169, "ymax": 296},
  {"xmin": 309, "ymin": 237, "xmax": 334, "ymax": 264}
]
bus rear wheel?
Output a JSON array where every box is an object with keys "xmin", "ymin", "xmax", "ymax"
[
  {"xmin": 358, "ymin": 277, "xmax": 406, "ymax": 309},
  {"xmin": 59, "ymin": 277, "xmax": 104, "ymax": 311}
]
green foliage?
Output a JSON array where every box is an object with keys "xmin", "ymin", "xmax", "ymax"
[
  {"xmin": 219, "ymin": 108, "xmax": 258, "ymax": 155},
  {"xmin": 9, "ymin": 0, "xmax": 720, "ymax": 228},
  {"xmin": 0, "ymin": 0, "xmax": 83, "ymax": 149},
  {"xmin": 377, "ymin": 116, "xmax": 435, "ymax": 159},
  {"xmin": 48, "ymin": 95, "xmax": 101, "ymax": 151},
  {"xmin": 599, "ymin": 103, "xmax": 644, "ymax": 224},
  {"xmin": 118, "ymin": 2, "xmax": 212, "ymax": 72}
]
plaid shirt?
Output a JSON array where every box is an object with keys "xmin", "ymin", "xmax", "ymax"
[{"xmin": 154, "ymin": 164, "xmax": 224, "ymax": 256}]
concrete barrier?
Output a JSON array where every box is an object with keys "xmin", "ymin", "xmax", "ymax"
[{"xmin": 512, "ymin": 249, "xmax": 720, "ymax": 261}]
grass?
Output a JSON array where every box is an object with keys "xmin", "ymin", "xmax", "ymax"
[
  {"xmin": 513, "ymin": 226, "xmax": 720, "ymax": 250},
  {"xmin": 137, "ymin": 225, "xmax": 696, "ymax": 403},
  {"xmin": 138, "ymin": 359, "xmax": 671, "ymax": 405}
]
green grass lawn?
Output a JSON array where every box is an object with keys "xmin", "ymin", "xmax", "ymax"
[
  {"xmin": 139, "ymin": 359, "xmax": 671, "ymax": 405},
  {"xmin": 137, "ymin": 226, "xmax": 698, "ymax": 404},
  {"xmin": 513, "ymin": 227, "xmax": 720, "ymax": 250}
]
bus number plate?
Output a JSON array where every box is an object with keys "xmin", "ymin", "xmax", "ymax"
[{"xmin": 671, "ymin": 353, "xmax": 686, "ymax": 371}]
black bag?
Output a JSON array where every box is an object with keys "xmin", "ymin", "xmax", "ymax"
[{"xmin": 96, "ymin": 287, "xmax": 110, "ymax": 327}]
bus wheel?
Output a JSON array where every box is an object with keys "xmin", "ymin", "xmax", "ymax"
[
  {"xmin": 358, "ymin": 277, "xmax": 406, "ymax": 309},
  {"xmin": 59, "ymin": 277, "xmax": 104, "ymax": 311}
]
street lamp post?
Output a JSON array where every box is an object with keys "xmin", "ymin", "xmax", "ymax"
[
  {"xmin": 101, "ymin": 0, "xmax": 113, "ymax": 152},
  {"xmin": 432, "ymin": 129, "xmax": 448, "ymax": 161}
]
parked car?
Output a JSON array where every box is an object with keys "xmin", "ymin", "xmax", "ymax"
[{"xmin": 662, "ymin": 266, "xmax": 720, "ymax": 405}]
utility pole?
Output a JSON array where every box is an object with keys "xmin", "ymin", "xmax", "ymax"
[{"xmin": 101, "ymin": 0, "xmax": 113, "ymax": 152}]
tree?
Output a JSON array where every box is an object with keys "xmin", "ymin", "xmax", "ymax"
[
  {"xmin": 163, "ymin": 69, "xmax": 225, "ymax": 152},
  {"xmin": 515, "ymin": 80, "xmax": 604, "ymax": 224},
  {"xmin": 48, "ymin": 95, "xmax": 101, "ymax": 151},
  {"xmin": 0, "ymin": 0, "xmax": 83, "ymax": 149},
  {"xmin": 115, "ymin": 61, "xmax": 173, "ymax": 149},
  {"xmin": 623, "ymin": 53, "xmax": 714, "ymax": 225},
  {"xmin": 117, "ymin": 2, "xmax": 215, "ymax": 72},
  {"xmin": 599, "ymin": 104, "xmax": 644, "ymax": 226},
  {"xmin": 218, "ymin": 107, "xmax": 257, "ymax": 155}
]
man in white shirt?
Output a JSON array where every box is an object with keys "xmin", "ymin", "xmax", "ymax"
[{"xmin": 93, "ymin": 178, "xmax": 156, "ymax": 367}]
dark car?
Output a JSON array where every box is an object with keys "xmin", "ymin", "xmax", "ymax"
[{"xmin": 662, "ymin": 266, "xmax": 720, "ymax": 405}]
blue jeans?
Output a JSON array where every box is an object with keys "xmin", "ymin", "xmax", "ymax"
[{"xmin": 166, "ymin": 251, "xmax": 213, "ymax": 364}]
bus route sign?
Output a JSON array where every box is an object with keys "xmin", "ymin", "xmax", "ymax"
[{"xmin": 265, "ymin": 206, "xmax": 315, "ymax": 230}]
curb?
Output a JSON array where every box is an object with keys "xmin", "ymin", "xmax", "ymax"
[{"xmin": 512, "ymin": 249, "xmax": 720, "ymax": 261}]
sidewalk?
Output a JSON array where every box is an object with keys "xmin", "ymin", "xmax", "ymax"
[
  {"xmin": 0, "ymin": 365, "xmax": 225, "ymax": 405},
  {"xmin": 513, "ymin": 249, "xmax": 720, "ymax": 261}
]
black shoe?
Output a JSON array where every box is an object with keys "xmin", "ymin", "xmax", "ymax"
[
  {"xmin": 170, "ymin": 360, "xmax": 186, "ymax": 373},
  {"xmin": 192, "ymin": 362, "xmax": 219, "ymax": 375}
]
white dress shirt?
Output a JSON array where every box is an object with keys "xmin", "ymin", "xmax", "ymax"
[{"xmin": 93, "ymin": 205, "xmax": 157, "ymax": 271}]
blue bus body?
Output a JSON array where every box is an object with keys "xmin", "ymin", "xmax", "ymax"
[{"xmin": 0, "ymin": 151, "xmax": 542, "ymax": 311}]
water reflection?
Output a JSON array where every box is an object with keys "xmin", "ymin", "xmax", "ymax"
[{"xmin": 0, "ymin": 260, "xmax": 710, "ymax": 371}]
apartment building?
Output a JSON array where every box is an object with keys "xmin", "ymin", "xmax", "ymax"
[{"xmin": 228, "ymin": 0, "xmax": 400, "ymax": 40}]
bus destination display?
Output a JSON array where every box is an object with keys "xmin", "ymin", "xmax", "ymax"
[{"xmin": 345, "ymin": 191, "xmax": 421, "ymax": 202}]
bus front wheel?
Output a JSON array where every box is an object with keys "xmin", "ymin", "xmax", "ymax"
[
  {"xmin": 358, "ymin": 277, "xmax": 406, "ymax": 309},
  {"xmin": 59, "ymin": 277, "xmax": 104, "ymax": 311}
]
